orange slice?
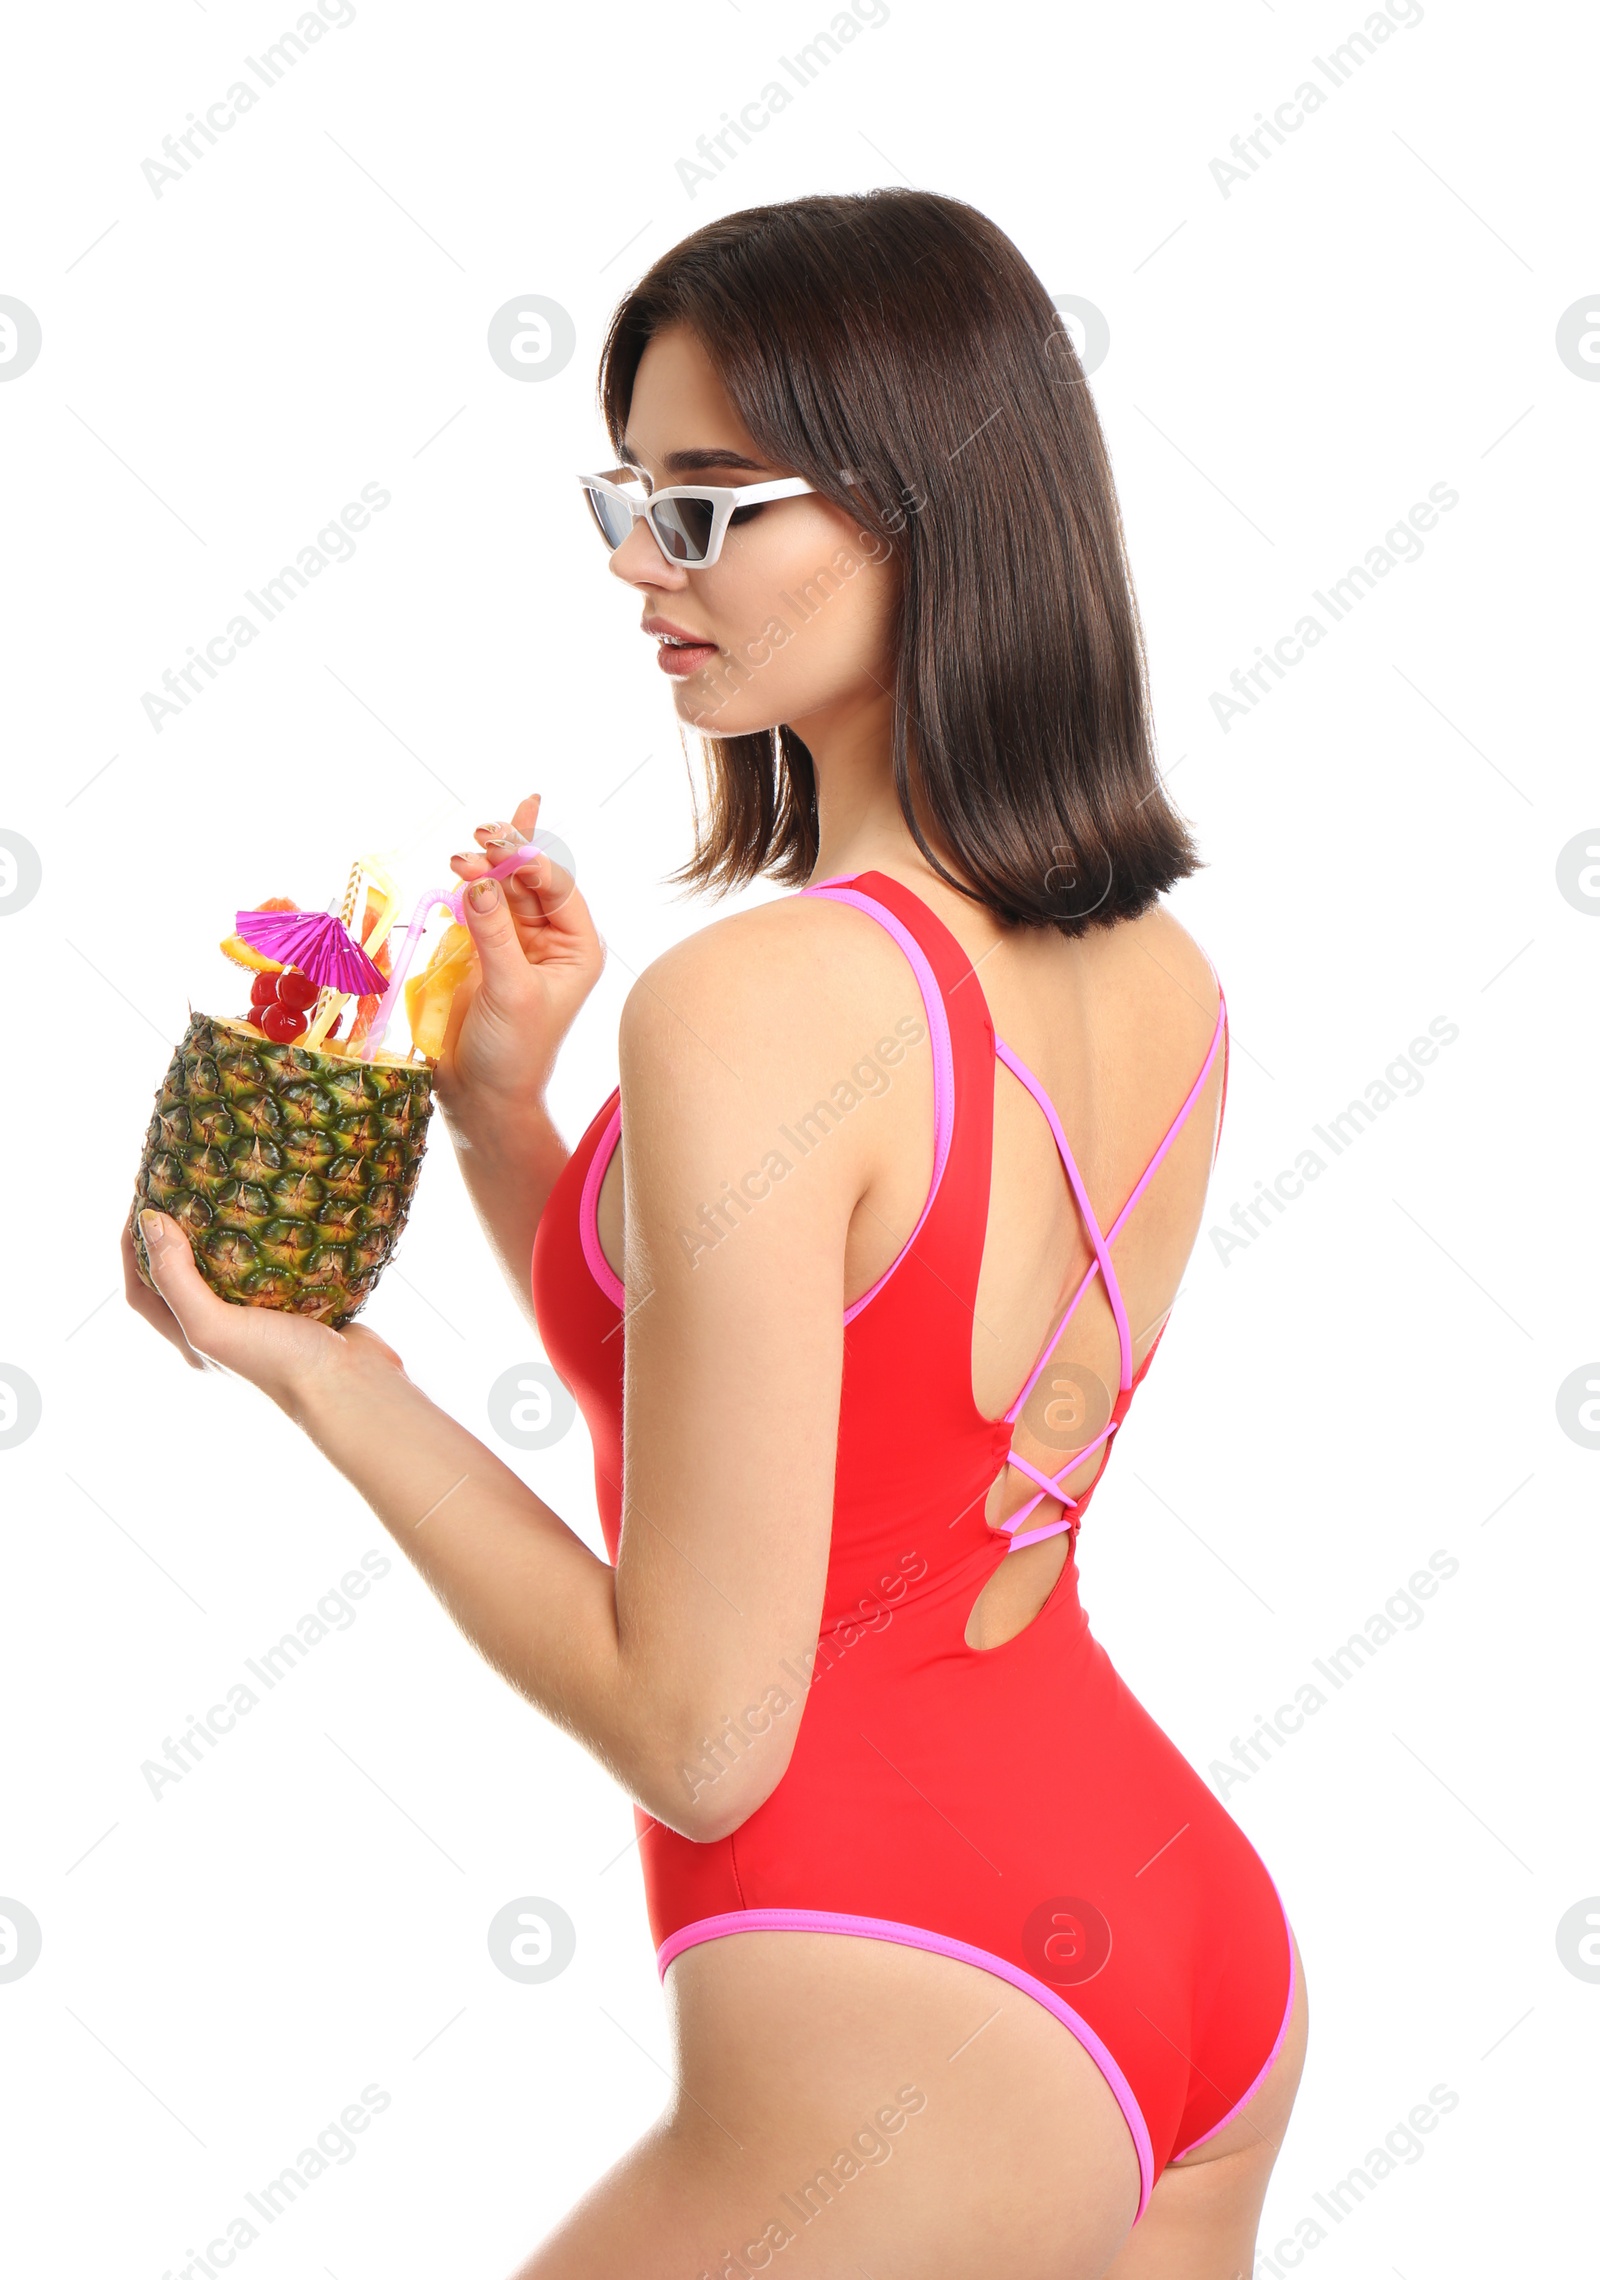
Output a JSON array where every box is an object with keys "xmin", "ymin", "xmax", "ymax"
[{"xmin": 220, "ymin": 896, "xmax": 298, "ymax": 974}]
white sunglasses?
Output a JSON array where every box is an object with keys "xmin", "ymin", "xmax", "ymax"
[{"xmin": 578, "ymin": 464, "xmax": 848, "ymax": 569}]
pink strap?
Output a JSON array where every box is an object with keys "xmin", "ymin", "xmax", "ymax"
[
  {"xmin": 1001, "ymin": 1447, "xmax": 1082, "ymax": 1551},
  {"xmin": 999, "ymin": 983, "xmax": 1228, "ymax": 1427},
  {"xmin": 1006, "ymin": 1450, "xmax": 1082, "ymax": 1505},
  {"xmin": 994, "ymin": 967, "xmax": 1228, "ymax": 1546},
  {"xmin": 797, "ymin": 882, "xmax": 956, "ymax": 1324},
  {"xmin": 999, "ymin": 1426, "xmax": 1120, "ymax": 1547},
  {"xmin": 1006, "ymin": 1513, "xmax": 1079, "ymax": 1552},
  {"xmin": 996, "ymin": 1038, "xmax": 1133, "ymax": 1392},
  {"xmin": 1103, "ymin": 982, "xmax": 1228, "ymax": 1242},
  {"xmin": 579, "ymin": 1099, "xmax": 625, "ymax": 1308}
]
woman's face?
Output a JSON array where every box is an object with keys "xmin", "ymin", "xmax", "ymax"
[{"xmin": 603, "ymin": 324, "xmax": 897, "ymax": 740}]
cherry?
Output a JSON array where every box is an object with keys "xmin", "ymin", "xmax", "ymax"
[
  {"xmin": 260, "ymin": 1002, "xmax": 309, "ymax": 1042},
  {"xmin": 276, "ymin": 969, "xmax": 320, "ymax": 1012},
  {"xmin": 250, "ymin": 970, "xmax": 281, "ymax": 1009}
]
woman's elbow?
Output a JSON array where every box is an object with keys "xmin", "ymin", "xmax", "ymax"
[
  {"xmin": 681, "ymin": 1786, "xmax": 770, "ymax": 1846},
  {"xmin": 635, "ymin": 1716, "xmax": 792, "ymax": 1843}
]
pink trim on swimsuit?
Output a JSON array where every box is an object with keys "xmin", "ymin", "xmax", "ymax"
[
  {"xmin": 1169, "ymin": 1866, "xmax": 1297, "ymax": 2161},
  {"xmin": 576, "ymin": 881, "xmax": 959, "ymax": 1324},
  {"xmin": 579, "ymin": 1099, "xmax": 625, "ymax": 1308},
  {"xmin": 797, "ymin": 883, "xmax": 956, "ymax": 1322},
  {"xmin": 658, "ymin": 1905, "xmax": 1157, "ymax": 2220}
]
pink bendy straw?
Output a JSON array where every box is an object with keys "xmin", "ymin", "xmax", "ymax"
[{"xmin": 358, "ymin": 833, "xmax": 547, "ymax": 1063}]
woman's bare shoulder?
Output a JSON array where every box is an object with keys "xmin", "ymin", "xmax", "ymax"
[
  {"xmin": 620, "ymin": 890, "xmax": 924, "ymax": 1067},
  {"xmin": 1103, "ymin": 902, "xmax": 1224, "ymax": 1034},
  {"xmin": 613, "ymin": 893, "xmax": 918, "ymax": 1275}
]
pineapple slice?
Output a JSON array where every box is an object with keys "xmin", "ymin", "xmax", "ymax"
[{"xmin": 405, "ymin": 921, "xmax": 478, "ymax": 1060}]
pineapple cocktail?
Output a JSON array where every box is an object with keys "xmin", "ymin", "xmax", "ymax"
[{"xmin": 128, "ymin": 850, "xmax": 496, "ymax": 1329}]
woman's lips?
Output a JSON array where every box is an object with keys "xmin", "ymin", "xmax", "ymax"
[{"xmin": 655, "ymin": 638, "xmax": 719, "ymax": 678}]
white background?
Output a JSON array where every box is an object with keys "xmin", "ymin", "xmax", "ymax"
[{"xmin": 1, "ymin": 0, "xmax": 1595, "ymax": 2273}]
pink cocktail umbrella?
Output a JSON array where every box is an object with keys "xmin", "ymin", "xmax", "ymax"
[{"xmin": 234, "ymin": 906, "xmax": 389, "ymax": 997}]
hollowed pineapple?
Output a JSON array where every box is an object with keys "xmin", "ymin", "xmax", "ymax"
[{"xmin": 131, "ymin": 1015, "xmax": 433, "ymax": 1326}]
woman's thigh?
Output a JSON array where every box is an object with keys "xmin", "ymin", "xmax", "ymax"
[{"xmin": 509, "ymin": 1929, "xmax": 1144, "ymax": 2280}]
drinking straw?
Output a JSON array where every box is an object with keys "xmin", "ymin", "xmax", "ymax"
[
  {"xmin": 302, "ymin": 862, "xmax": 362, "ymax": 1049},
  {"xmin": 357, "ymin": 833, "xmax": 547, "ymax": 1063},
  {"xmin": 304, "ymin": 855, "xmax": 401, "ymax": 1050}
]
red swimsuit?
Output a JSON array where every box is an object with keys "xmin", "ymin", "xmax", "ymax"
[{"xmin": 531, "ymin": 870, "xmax": 1296, "ymax": 2222}]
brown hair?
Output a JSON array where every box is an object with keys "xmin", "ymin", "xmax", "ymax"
[{"xmin": 597, "ymin": 188, "xmax": 1201, "ymax": 933}]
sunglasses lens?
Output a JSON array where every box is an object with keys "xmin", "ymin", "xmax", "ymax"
[
  {"xmin": 584, "ymin": 485, "xmax": 635, "ymax": 552},
  {"xmin": 647, "ymin": 494, "xmax": 716, "ymax": 564}
]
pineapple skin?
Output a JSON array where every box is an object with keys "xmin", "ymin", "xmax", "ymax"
[{"xmin": 131, "ymin": 1015, "xmax": 433, "ymax": 1327}]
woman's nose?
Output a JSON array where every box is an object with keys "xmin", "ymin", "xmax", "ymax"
[{"xmin": 607, "ymin": 518, "xmax": 685, "ymax": 589}]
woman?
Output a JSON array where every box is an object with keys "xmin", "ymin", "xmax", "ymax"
[{"xmin": 128, "ymin": 189, "xmax": 1308, "ymax": 2279}]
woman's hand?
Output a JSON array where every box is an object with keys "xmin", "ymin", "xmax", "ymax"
[
  {"xmin": 436, "ymin": 792, "xmax": 605, "ymax": 1129},
  {"xmin": 124, "ymin": 1205, "xmax": 403, "ymax": 1412}
]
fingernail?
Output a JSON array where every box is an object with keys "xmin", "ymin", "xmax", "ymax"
[
  {"xmin": 469, "ymin": 878, "xmax": 500, "ymax": 910},
  {"xmin": 139, "ymin": 1208, "xmax": 165, "ymax": 1246}
]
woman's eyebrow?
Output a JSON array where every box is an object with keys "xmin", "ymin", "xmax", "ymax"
[{"xmin": 617, "ymin": 440, "xmax": 771, "ymax": 475}]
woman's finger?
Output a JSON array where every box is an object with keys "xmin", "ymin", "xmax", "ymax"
[
  {"xmin": 488, "ymin": 829, "xmax": 585, "ymax": 937},
  {"xmin": 456, "ymin": 801, "xmax": 544, "ymax": 890},
  {"xmin": 457, "ymin": 876, "xmax": 534, "ymax": 1006},
  {"xmin": 451, "ymin": 842, "xmax": 546, "ymax": 928},
  {"xmin": 133, "ymin": 1208, "xmax": 346, "ymax": 1408},
  {"xmin": 137, "ymin": 1209, "xmax": 233, "ymax": 1361},
  {"xmin": 526, "ymin": 867, "xmax": 596, "ymax": 966},
  {"xmin": 503, "ymin": 790, "xmax": 543, "ymax": 848},
  {"xmin": 121, "ymin": 1209, "xmax": 207, "ymax": 1369},
  {"xmin": 455, "ymin": 792, "xmax": 540, "ymax": 877},
  {"xmin": 449, "ymin": 795, "xmax": 588, "ymax": 947},
  {"xmin": 475, "ymin": 796, "xmax": 547, "ymax": 883}
]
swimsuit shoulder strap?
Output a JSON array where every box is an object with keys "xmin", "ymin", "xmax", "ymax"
[{"xmin": 796, "ymin": 869, "xmax": 997, "ymax": 1348}]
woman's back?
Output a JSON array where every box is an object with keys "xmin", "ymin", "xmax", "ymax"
[
  {"xmin": 819, "ymin": 864, "xmax": 1228, "ymax": 1636},
  {"xmin": 580, "ymin": 861, "xmax": 1228, "ymax": 1646}
]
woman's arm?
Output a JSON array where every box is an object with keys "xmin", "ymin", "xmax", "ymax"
[
  {"xmin": 438, "ymin": 1096, "xmax": 571, "ymax": 1326},
  {"xmin": 133, "ymin": 894, "xmax": 901, "ymax": 1844}
]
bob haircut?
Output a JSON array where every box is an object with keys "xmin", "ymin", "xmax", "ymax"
[{"xmin": 596, "ymin": 187, "xmax": 1201, "ymax": 934}]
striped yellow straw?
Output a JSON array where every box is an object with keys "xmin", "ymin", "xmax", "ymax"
[{"xmin": 304, "ymin": 860, "xmax": 363, "ymax": 1050}]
